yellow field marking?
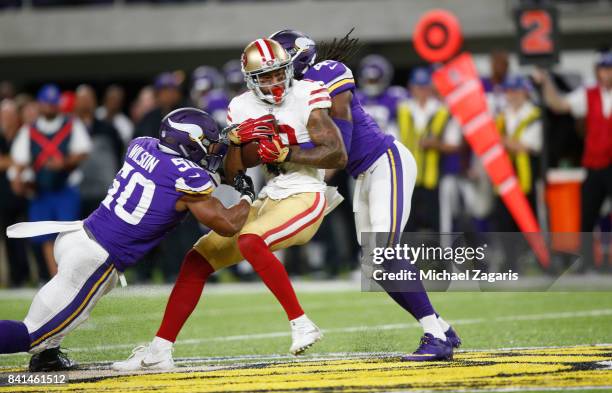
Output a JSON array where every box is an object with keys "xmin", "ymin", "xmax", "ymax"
[{"xmin": 2, "ymin": 345, "xmax": 611, "ymax": 392}]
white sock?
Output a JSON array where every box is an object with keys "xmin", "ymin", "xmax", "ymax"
[
  {"xmin": 419, "ymin": 314, "xmax": 446, "ymax": 341},
  {"xmin": 152, "ymin": 336, "xmax": 173, "ymax": 351},
  {"xmin": 290, "ymin": 314, "xmax": 309, "ymax": 325},
  {"xmin": 437, "ymin": 316, "xmax": 451, "ymax": 332}
]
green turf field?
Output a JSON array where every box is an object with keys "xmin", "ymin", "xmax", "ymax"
[
  {"xmin": 1, "ymin": 286, "xmax": 611, "ymax": 365},
  {"xmin": 1, "ymin": 285, "xmax": 611, "ymax": 392}
]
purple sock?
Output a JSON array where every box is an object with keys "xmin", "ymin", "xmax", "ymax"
[
  {"xmin": 379, "ymin": 258, "xmax": 436, "ymax": 320},
  {"xmin": 386, "ymin": 291, "xmax": 436, "ymax": 320},
  {"xmin": 0, "ymin": 320, "xmax": 31, "ymax": 354}
]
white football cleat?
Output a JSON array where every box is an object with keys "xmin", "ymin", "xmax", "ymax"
[
  {"xmin": 289, "ymin": 314, "xmax": 323, "ymax": 355},
  {"xmin": 111, "ymin": 344, "xmax": 175, "ymax": 371}
]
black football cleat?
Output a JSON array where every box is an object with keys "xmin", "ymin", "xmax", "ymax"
[{"xmin": 29, "ymin": 347, "xmax": 77, "ymax": 372}]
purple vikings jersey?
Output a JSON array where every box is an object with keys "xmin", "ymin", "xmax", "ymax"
[
  {"xmin": 304, "ymin": 60, "xmax": 394, "ymax": 177},
  {"xmin": 355, "ymin": 86, "xmax": 408, "ymax": 135},
  {"xmin": 84, "ymin": 137, "xmax": 213, "ymax": 271}
]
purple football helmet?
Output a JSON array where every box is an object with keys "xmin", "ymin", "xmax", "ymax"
[
  {"xmin": 358, "ymin": 54, "xmax": 393, "ymax": 97},
  {"xmin": 222, "ymin": 59, "xmax": 246, "ymax": 94},
  {"xmin": 159, "ymin": 107, "xmax": 225, "ymax": 173},
  {"xmin": 191, "ymin": 66, "xmax": 223, "ymax": 106},
  {"xmin": 269, "ymin": 29, "xmax": 317, "ymax": 79}
]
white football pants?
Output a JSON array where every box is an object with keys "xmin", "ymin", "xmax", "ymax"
[
  {"xmin": 353, "ymin": 140, "xmax": 417, "ymax": 246},
  {"xmin": 23, "ymin": 228, "xmax": 118, "ymax": 354}
]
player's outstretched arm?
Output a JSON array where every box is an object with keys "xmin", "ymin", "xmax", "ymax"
[
  {"xmin": 177, "ymin": 172, "xmax": 255, "ymax": 237},
  {"xmin": 180, "ymin": 195, "xmax": 250, "ymax": 237},
  {"xmin": 285, "ymin": 108, "xmax": 348, "ymax": 169}
]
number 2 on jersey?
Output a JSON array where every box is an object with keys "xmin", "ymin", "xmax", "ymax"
[{"xmin": 102, "ymin": 162, "xmax": 156, "ymax": 225}]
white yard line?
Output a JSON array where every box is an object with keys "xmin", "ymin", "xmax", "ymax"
[{"xmin": 2, "ymin": 308, "xmax": 611, "ymax": 358}]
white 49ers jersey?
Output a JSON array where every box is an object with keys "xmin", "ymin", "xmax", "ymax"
[{"xmin": 227, "ymin": 79, "xmax": 332, "ymax": 200}]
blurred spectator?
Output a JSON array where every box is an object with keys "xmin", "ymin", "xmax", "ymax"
[
  {"xmin": 483, "ymin": 49, "xmax": 510, "ymax": 115},
  {"xmin": 190, "ymin": 66, "xmax": 229, "ymax": 126},
  {"xmin": 96, "ymin": 84, "xmax": 134, "ymax": 145},
  {"xmin": 222, "ymin": 59, "xmax": 246, "ymax": 99},
  {"xmin": 130, "ymin": 86, "xmax": 155, "ymax": 124},
  {"xmin": 435, "ymin": 117, "xmax": 466, "ymax": 234},
  {"xmin": 9, "ymin": 84, "xmax": 92, "ymax": 277},
  {"xmin": 535, "ymin": 50, "xmax": 612, "ymax": 271},
  {"xmin": 74, "ymin": 84, "xmax": 123, "ymax": 216},
  {"xmin": 134, "ymin": 71, "xmax": 187, "ymax": 138},
  {"xmin": 15, "ymin": 94, "xmax": 40, "ymax": 126},
  {"xmin": 398, "ymin": 67, "xmax": 454, "ymax": 232},
  {"xmin": 0, "ymin": 99, "xmax": 30, "ymax": 287},
  {"xmin": 493, "ymin": 75, "xmax": 542, "ymax": 270},
  {"xmin": 356, "ymin": 54, "xmax": 407, "ymax": 139},
  {"xmin": 0, "ymin": 81, "xmax": 16, "ymax": 101},
  {"xmin": 497, "ymin": 76, "xmax": 542, "ymax": 198},
  {"xmin": 190, "ymin": 66, "xmax": 222, "ymax": 110}
]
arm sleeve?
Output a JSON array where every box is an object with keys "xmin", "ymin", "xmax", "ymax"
[
  {"xmin": 69, "ymin": 119, "xmax": 93, "ymax": 155},
  {"xmin": 565, "ymin": 87, "xmax": 587, "ymax": 118},
  {"xmin": 10, "ymin": 126, "xmax": 31, "ymax": 165},
  {"xmin": 226, "ymin": 97, "xmax": 244, "ymax": 125},
  {"xmin": 306, "ymin": 61, "xmax": 356, "ymax": 98},
  {"xmin": 325, "ymin": 66, "xmax": 356, "ymax": 98},
  {"xmin": 303, "ymin": 81, "xmax": 332, "ymax": 125},
  {"xmin": 226, "ymin": 105, "xmax": 234, "ymax": 124}
]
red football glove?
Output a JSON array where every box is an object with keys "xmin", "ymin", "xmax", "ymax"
[
  {"xmin": 228, "ymin": 114, "xmax": 278, "ymax": 145},
  {"xmin": 257, "ymin": 134, "xmax": 291, "ymax": 163}
]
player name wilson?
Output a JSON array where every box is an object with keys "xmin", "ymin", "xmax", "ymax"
[{"xmin": 372, "ymin": 269, "xmax": 519, "ymax": 283}]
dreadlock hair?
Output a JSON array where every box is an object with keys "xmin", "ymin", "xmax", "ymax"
[{"xmin": 317, "ymin": 28, "xmax": 361, "ymax": 64}]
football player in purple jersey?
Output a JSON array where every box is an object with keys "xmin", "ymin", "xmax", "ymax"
[
  {"xmin": 223, "ymin": 59, "xmax": 247, "ymax": 100},
  {"xmin": 270, "ymin": 29, "xmax": 461, "ymax": 361},
  {"xmin": 0, "ymin": 108, "xmax": 255, "ymax": 371},
  {"xmin": 355, "ymin": 54, "xmax": 408, "ymax": 139}
]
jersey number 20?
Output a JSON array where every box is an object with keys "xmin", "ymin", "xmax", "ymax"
[{"xmin": 101, "ymin": 162, "xmax": 156, "ymax": 225}]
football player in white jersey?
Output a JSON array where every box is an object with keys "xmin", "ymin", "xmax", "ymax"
[{"xmin": 113, "ymin": 38, "xmax": 347, "ymax": 371}]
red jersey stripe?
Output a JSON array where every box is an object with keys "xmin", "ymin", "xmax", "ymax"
[
  {"xmin": 309, "ymin": 96, "xmax": 331, "ymax": 105},
  {"xmin": 310, "ymin": 88, "xmax": 328, "ymax": 95}
]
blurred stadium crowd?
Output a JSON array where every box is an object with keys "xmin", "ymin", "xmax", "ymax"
[
  {"xmin": 0, "ymin": 0, "xmax": 272, "ymax": 8},
  {"xmin": 0, "ymin": 48, "xmax": 610, "ymax": 287}
]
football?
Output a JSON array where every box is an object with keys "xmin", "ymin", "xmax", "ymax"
[{"xmin": 241, "ymin": 140, "xmax": 261, "ymax": 168}]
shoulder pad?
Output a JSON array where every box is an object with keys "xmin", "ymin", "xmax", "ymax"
[
  {"xmin": 305, "ymin": 61, "xmax": 355, "ymax": 97},
  {"xmin": 170, "ymin": 157, "xmax": 214, "ymax": 195}
]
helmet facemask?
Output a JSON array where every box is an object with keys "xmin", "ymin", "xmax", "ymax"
[{"xmin": 245, "ymin": 61, "xmax": 294, "ymax": 105}]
